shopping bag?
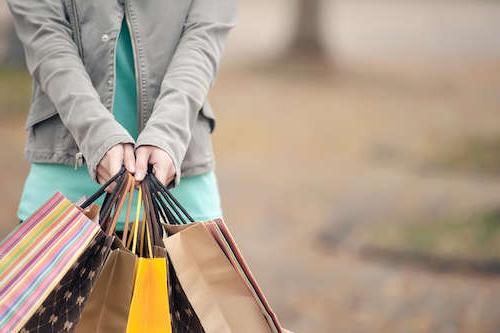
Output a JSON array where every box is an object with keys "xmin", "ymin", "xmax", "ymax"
[
  {"xmin": 126, "ymin": 184, "xmax": 172, "ymax": 333},
  {"xmin": 76, "ymin": 173, "xmax": 138, "ymax": 333},
  {"xmin": 167, "ymin": 260, "xmax": 205, "ymax": 333},
  {"xmin": 20, "ymin": 231, "xmax": 113, "ymax": 333},
  {"xmin": 146, "ymin": 174, "xmax": 282, "ymax": 333},
  {"xmin": 126, "ymin": 257, "xmax": 171, "ymax": 333},
  {"xmin": 14, "ymin": 169, "xmax": 128, "ymax": 333},
  {"xmin": 139, "ymin": 177, "xmax": 202, "ymax": 333},
  {"xmin": 143, "ymin": 181, "xmax": 203, "ymax": 332},
  {"xmin": 205, "ymin": 219, "xmax": 283, "ymax": 332},
  {"xmin": 75, "ymin": 240, "xmax": 136, "ymax": 333},
  {"xmin": 0, "ymin": 193, "xmax": 109, "ymax": 332},
  {"xmin": 164, "ymin": 223, "xmax": 272, "ymax": 333}
]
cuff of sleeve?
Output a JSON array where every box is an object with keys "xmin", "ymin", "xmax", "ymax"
[
  {"xmin": 135, "ymin": 135, "xmax": 183, "ymax": 187},
  {"xmin": 86, "ymin": 134, "xmax": 135, "ymax": 182}
]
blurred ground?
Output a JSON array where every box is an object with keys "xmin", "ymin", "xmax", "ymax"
[
  {"xmin": 211, "ymin": 62, "xmax": 500, "ymax": 333},
  {"xmin": 2, "ymin": 0, "xmax": 500, "ymax": 332}
]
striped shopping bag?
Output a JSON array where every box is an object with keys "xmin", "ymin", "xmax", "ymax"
[{"xmin": 0, "ymin": 192, "xmax": 102, "ymax": 333}]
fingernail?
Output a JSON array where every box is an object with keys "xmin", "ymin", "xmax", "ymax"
[{"xmin": 135, "ymin": 172, "xmax": 143, "ymax": 181}]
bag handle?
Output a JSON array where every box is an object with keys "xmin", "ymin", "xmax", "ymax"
[
  {"xmin": 146, "ymin": 176, "xmax": 184, "ymax": 225},
  {"xmin": 130, "ymin": 186, "xmax": 143, "ymax": 254},
  {"xmin": 144, "ymin": 209, "xmax": 153, "ymax": 258},
  {"xmin": 106, "ymin": 173, "xmax": 134, "ymax": 236},
  {"xmin": 142, "ymin": 179, "xmax": 163, "ymax": 247},
  {"xmin": 121, "ymin": 180, "xmax": 136, "ymax": 244},
  {"xmin": 148, "ymin": 173, "xmax": 195, "ymax": 224},
  {"xmin": 141, "ymin": 181, "xmax": 157, "ymax": 257},
  {"xmin": 148, "ymin": 180, "xmax": 180, "ymax": 225},
  {"xmin": 99, "ymin": 170, "xmax": 130, "ymax": 231},
  {"xmin": 120, "ymin": 170, "xmax": 196, "ymax": 256},
  {"xmin": 127, "ymin": 186, "xmax": 153, "ymax": 258},
  {"xmin": 79, "ymin": 167, "xmax": 126, "ymax": 209}
]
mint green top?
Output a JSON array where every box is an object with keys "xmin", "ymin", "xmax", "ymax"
[
  {"xmin": 17, "ymin": 19, "xmax": 222, "ymax": 228},
  {"xmin": 113, "ymin": 19, "xmax": 139, "ymax": 140}
]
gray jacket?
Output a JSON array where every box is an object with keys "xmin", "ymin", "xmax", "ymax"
[{"xmin": 7, "ymin": 0, "xmax": 236, "ymax": 184}]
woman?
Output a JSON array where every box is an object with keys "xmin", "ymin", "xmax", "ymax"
[{"xmin": 8, "ymin": 0, "xmax": 236, "ymax": 227}]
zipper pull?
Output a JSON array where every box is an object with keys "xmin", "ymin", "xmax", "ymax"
[{"xmin": 74, "ymin": 152, "xmax": 84, "ymax": 170}]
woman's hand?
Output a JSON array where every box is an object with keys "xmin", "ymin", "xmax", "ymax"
[
  {"xmin": 96, "ymin": 143, "xmax": 135, "ymax": 190},
  {"xmin": 135, "ymin": 145, "xmax": 176, "ymax": 186}
]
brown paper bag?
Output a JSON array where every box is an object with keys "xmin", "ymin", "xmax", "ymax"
[
  {"xmin": 75, "ymin": 239, "xmax": 137, "ymax": 333},
  {"xmin": 76, "ymin": 173, "xmax": 138, "ymax": 333},
  {"xmin": 205, "ymin": 220, "xmax": 283, "ymax": 332},
  {"xmin": 164, "ymin": 223, "xmax": 273, "ymax": 333}
]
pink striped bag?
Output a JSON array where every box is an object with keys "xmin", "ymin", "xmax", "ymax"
[{"xmin": 0, "ymin": 192, "xmax": 101, "ymax": 333}]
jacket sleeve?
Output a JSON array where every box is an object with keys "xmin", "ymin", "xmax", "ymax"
[
  {"xmin": 136, "ymin": 0, "xmax": 236, "ymax": 185},
  {"xmin": 7, "ymin": 0, "xmax": 134, "ymax": 180}
]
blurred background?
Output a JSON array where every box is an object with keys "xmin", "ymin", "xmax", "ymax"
[{"xmin": 1, "ymin": 0, "xmax": 500, "ymax": 332}]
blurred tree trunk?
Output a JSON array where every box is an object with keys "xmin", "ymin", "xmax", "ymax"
[
  {"xmin": 288, "ymin": 0, "xmax": 326, "ymax": 60},
  {"xmin": 3, "ymin": 23, "xmax": 25, "ymax": 68}
]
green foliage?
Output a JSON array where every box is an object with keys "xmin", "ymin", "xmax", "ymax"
[
  {"xmin": 363, "ymin": 209, "xmax": 500, "ymax": 262},
  {"xmin": 435, "ymin": 137, "xmax": 500, "ymax": 175}
]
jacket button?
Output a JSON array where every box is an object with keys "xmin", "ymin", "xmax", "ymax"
[{"xmin": 101, "ymin": 34, "xmax": 110, "ymax": 42}]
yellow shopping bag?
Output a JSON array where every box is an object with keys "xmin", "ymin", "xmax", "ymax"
[
  {"xmin": 126, "ymin": 187, "xmax": 172, "ymax": 333},
  {"xmin": 126, "ymin": 258, "xmax": 171, "ymax": 333}
]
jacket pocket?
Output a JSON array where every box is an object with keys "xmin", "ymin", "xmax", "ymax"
[
  {"xmin": 25, "ymin": 91, "xmax": 58, "ymax": 129},
  {"xmin": 200, "ymin": 101, "xmax": 216, "ymax": 132},
  {"xmin": 26, "ymin": 86, "xmax": 77, "ymax": 152},
  {"xmin": 182, "ymin": 115, "xmax": 214, "ymax": 171},
  {"xmin": 28, "ymin": 114, "xmax": 77, "ymax": 152}
]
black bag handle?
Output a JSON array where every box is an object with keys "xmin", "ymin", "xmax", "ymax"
[
  {"xmin": 147, "ymin": 173, "xmax": 195, "ymax": 224},
  {"xmin": 141, "ymin": 179, "xmax": 163, "ymax": 247},
  {"xmin": 99, "ymin": 171, "xmax": 130, "ymax": 231},
  {"xmin": 79, "ymin": 166, "xmax": 126, "ymax": 209},
  {"xmin": 146, "ymin": 175, "xmax": 185, "ymax": 225}
]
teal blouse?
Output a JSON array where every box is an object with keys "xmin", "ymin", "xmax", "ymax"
[{"xmin": 17, "ymin": 19, "xmax": 222, "ymax": 228}]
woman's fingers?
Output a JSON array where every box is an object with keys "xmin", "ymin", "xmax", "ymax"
[
  {"xmin": 96, "ymin": 144, "xmax": 124, "ymax": 192},
  {"xmin": 149, "ymin": 147, "xmax": 175, "ymax": 186},
  {"xmin": 97, "ymin": 164, "xmax": 110, "ymax": 184},
  {"xmin": 97, "ymin": 169, "xmax": 116, "ymax": 193},
  {"xmin": 134, "ymin": 146, "xmax": 149, "ymax": 182},
  {"xmin": 108, "ymin": 145, "xmax": 124, "ymax": 178},
  {"xmin": 152, "ymin": 160, "xmax": 167, "ymax": 186},
  {"xmin": 134, "ymin": 145, "xmax": 175, "ymax": 185},
  {"xmin": 123, "ymin": 144, "xmax": 136, "ymax": 174}
]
